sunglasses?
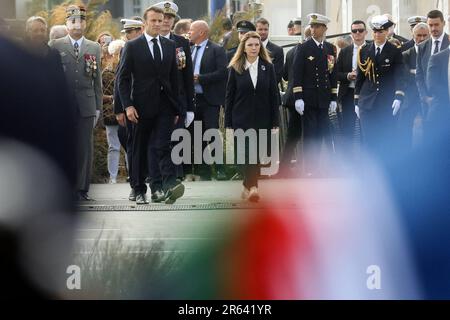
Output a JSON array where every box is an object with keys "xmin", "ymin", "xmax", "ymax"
[{"xmin": 351, "ymin": 28, "xmax": 366, "ymax": 34}]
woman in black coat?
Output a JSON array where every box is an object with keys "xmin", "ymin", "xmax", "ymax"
[{"xmin": 225, "ymin": 31, "xmax": 279, "ymax": 202}]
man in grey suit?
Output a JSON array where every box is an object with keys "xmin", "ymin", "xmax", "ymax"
[
  {"xmin": 50, "ymin": 5, "xmax": 102, "ymax": 201},
  {"xmin": 416, "ymin": 10, "xmax": 449, "ymax": 119}
]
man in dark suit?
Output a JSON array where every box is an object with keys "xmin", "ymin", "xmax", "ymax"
[
  {"xmin": 146, "ymin": 1, "xmax": 195, "ymax": 201},
  {"xmin": 427, "ymin": 46, "xmax": 450, "ymax": 138},
  {"xmin": 416, "ymin": 10, "xmax": 449, "ymax": 120},
  {"xmin": 402, "ymin": 16, "xmax": 427, "ymax": 52},
  {"xmin": 336, "ymin": 20, "xmax": 368, "ymax": 156},
  {"xmin": 354, "ymin": 15, "xmax": 406, "ymax": 162},
  {"xmin": 256, "ymin": 18, "xmax": 284, "ymax": 85},
  {"xmin": 292, "ymin": 13, "xmax": 338, "ymax": 177},
  {"xmin": 118, "ymin": 6, "xmax": 185, "ymax": 205},
  {"xmin": 399, "ymin": 22, "xmax": 430, "ymax": 151},
  {"xmin": 189, "ymin": 20, "xmax": 228, "ymax": 180}
]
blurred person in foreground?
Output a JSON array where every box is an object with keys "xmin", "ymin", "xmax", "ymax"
[{"xmin": 0, "ymin": 32, "xmax": 76, "ymax": 298}]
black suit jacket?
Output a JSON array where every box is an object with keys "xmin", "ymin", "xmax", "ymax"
[
  {"xmin": 292, "ymin": 39, "xmax": 338, "ymax": 108},
  {"xmin": 266, "ymin": 41, "xmax": 284, "ymax": 84},
  {"xmin": 170, "ymin": 33, "xmax": 195, "ymax": 114},
  {"xmin": 225, "ymin": 59, "xmax": 279, "ymax": 130},
  {"xmin": 118, "ymin": 34, "xmax": 180, "ymax": 119},
  {"xmin": 403, "ymin": 46, "xmax": 421, "ymax": 112},
  {"xmin": 355, "ymin": 41, "xmax": 406, "ymax": 110},
  {"xmin": 416, "ymin": 34, "xmax": 450, "ymax": 101},
  {"xmin": 336, "ymin": 43, "xmax": 356, "ymax": 102},
  {"xmin": 427, "ymin": 48, "xmax": 450, "ymax": 123},
  {"xmin": 281, "ymin": 45, "xmax": 298, "ymax": 109},
  {"xmin": 196, "ymin": 40, "xmax": 228, "ymax": 106},
  {"xmin": 402, "ymin": 39, "xmax": 415, "ymax": 52}
]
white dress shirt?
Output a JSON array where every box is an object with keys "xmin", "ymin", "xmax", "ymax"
[
  {"xmin": 144, "ymin": 32, "xmax": 163, "ymax": 61},
  {"xmin": 245, "ymin": 57, "xmax": 259, "ymax": 89},
  {"xmin": 431, "ymin": 32, "xmax": 446, "ymax": 55},
  {"xmin": 374, "ymin": 41, "xmax": 387, "ymax": 55},
  {"xmin": 312, "ymin": 37, "xmax": 324, "ymax": 48},
  {"xmin": 349, "ymin": 43, "xmax": 364, "ymax": 88},
  {"xmin": 69, "ymin": 35, "xmax": 84, "ymax": 49},
  {"xmin": 262, "ymin": 38, "xmax": 269, "ymax": 48}
]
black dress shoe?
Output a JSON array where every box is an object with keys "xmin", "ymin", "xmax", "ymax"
[
  {"xmin": 129, "ymin": 189, "xmax": 136, "ymax": 201},
  {"xmin": 151, "ymin": 190, "xmax": 165, "ymax": 203},
  {"xmin": 164, "ymin": 183, "xmax": 185, "ymax": 204},
  {"xmin": 136, "ymin": 193, "xmax": 149, "ymax": 205},
  {"xmin": 79, "ymin": 192, "xmax": 94, "ymax": 201}
]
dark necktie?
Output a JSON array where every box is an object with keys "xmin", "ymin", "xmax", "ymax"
[
  {"xmin": 151, "ymin": 38, "xmax": 161, "ymax": 64},
  {"xmin": 434, "ymin": 40, "xmax": 440, "ymax": 55},
  {"xmin": 318, "ymin": 43, "xmax": 323, "ymax": 50},
  {"xmin": 375, "ymin": 47, "xmax": 381, "ymax": 64},
  {"xmin": 74, "ymin": 42, "xmax": 79, "ymax": 58},
  {"xmin": 192, "ymin": 45, "xmax": 201, "ymax": 69}
]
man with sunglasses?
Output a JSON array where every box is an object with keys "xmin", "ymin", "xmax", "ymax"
[{"xmin": 336, "ymin": 20, "xmax": 368, "ymax": 156}]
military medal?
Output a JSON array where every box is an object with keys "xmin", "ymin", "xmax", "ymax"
[
  {"xmin": 176, "ymin": 47, "xmax": 186, "ymax": 70},
  {"xmin": 308, "ymin": 56, "xmax": 315, "ymax": 61}
]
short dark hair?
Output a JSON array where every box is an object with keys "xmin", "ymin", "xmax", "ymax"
[
  {"xmin": 351, "ymin": 20, "xmax": 366, "ymax": 29},
  {"xmin": 256, "ymin": 17, "xmax": 270, "ymax": 27},
  {"xmin": 143, "ymin": 6, "xmax": 164, "ymax": 20},
  {"xmin": 287, "ymin": 20, "xmax": 294, "ymax": 29},
  {"xmin": 427, "ymin": 10, "xmax": 444, "ymax": 22}
]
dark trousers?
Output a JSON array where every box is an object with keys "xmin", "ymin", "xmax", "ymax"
[
  {"xmin": 131, "ymin": 99, "xmax": 177, "ymax": 195},
  {"xmin": 118, "ymin": 118, "xmax": 134, "ymax": 188},
  {"xmin": 193, "ymin": 94, "xmax": 221, "ymax": 178},
  {"xmin": 148, "ymin": 115, "xmax": 184, "ymax": 193},
  {"xmin": 279, "ymin": 107, "xmax": 302, "ymax": 173},
  {"xmin": 303, "ymin": 106, "xmax": 332, "ymax": 173},
  {"xmin": 359, "ymin": 103, "xmax": 394, "ymax": 163},
  {"xmin": 338, "ymin": 88, "xmax": 357, "ymax": 154},
  {"xmin": 234, "ymin": 136, "xmax": 261, "ymax": 189}
]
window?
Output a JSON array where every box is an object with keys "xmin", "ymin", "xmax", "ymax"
[{"xmin": 133, "ymin": 0, "xmax": 141, "ymax": 15}]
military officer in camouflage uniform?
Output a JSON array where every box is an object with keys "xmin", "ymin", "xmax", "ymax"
[{"xmin": 50, "ymin": 5, "xmax": 102, "ymax": 201}]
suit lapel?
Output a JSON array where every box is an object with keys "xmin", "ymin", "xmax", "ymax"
[
  {"xmin": 200, "ymin": 40, "xmax": 210, "ymax": 73},
  {"xmin": 255, "ymin": 59, "xmax": 265, "ymax": 91},
  {"xmin": 63, "ymin": 35, "xmax": 77, "ymax": 59},
  {"xmin": 139, "ymin": 35, "xmax": 156, "ymax": 68},
  {"xmin": 78, "ymin": 38, "xmax": 89, "ymax": 60}
]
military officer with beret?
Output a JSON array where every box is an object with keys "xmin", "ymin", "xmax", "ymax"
[
  {"xmin": 292, "ymin": 13, "xmax": 338, "ymax": 177},
  {"xmin": 50, "ymin": 5, "xmax": 102, "ymax": 201},
  {"xmin": 354, "ymin": 15, "xmax": 406, "ymax": 162}
]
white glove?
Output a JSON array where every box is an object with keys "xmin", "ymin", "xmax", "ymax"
[
  {"xmin": 329, "ymin": 101, "xmax": 337, "ymax": 113},
  {"xmin": 185, "ymin": 111, "xmax": 195, "ymax": 128},
  {"xmin": 392, "ymin": 99, "xmax": 401, "ymax": 116},
  {"xmin": 295, "ymin": 99, "xmax": 305, "ymax": 115},
  {"xmin": 355, "ymin": 105, "xmax": 360, "ymax": 119},
  {"xmin": 94, "ymin": 110, "xmax": 100, "ymax": 128}
]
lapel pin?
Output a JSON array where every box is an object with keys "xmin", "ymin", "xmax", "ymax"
[{"xmin": 261, "ymin": 65, "xmax": 266, "ymax": 71}]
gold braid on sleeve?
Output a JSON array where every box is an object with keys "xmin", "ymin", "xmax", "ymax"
[{"xmin": 357, "ymin": 46, "xmax": 375, "ymax": 83}]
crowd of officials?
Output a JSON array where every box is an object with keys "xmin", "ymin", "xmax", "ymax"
[{"xmin": 10, "ymin": 2, "xmax": 450, "ymax": 204}]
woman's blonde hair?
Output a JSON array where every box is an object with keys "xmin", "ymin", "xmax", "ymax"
[{"xmin": 228, "ymin": 31, "xmax": 272, "ymax": 74}]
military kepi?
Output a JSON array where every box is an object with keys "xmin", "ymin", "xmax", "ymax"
[{"xmin": 66, "ymin": 4, "xmax": 86, "ymax": 20}]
